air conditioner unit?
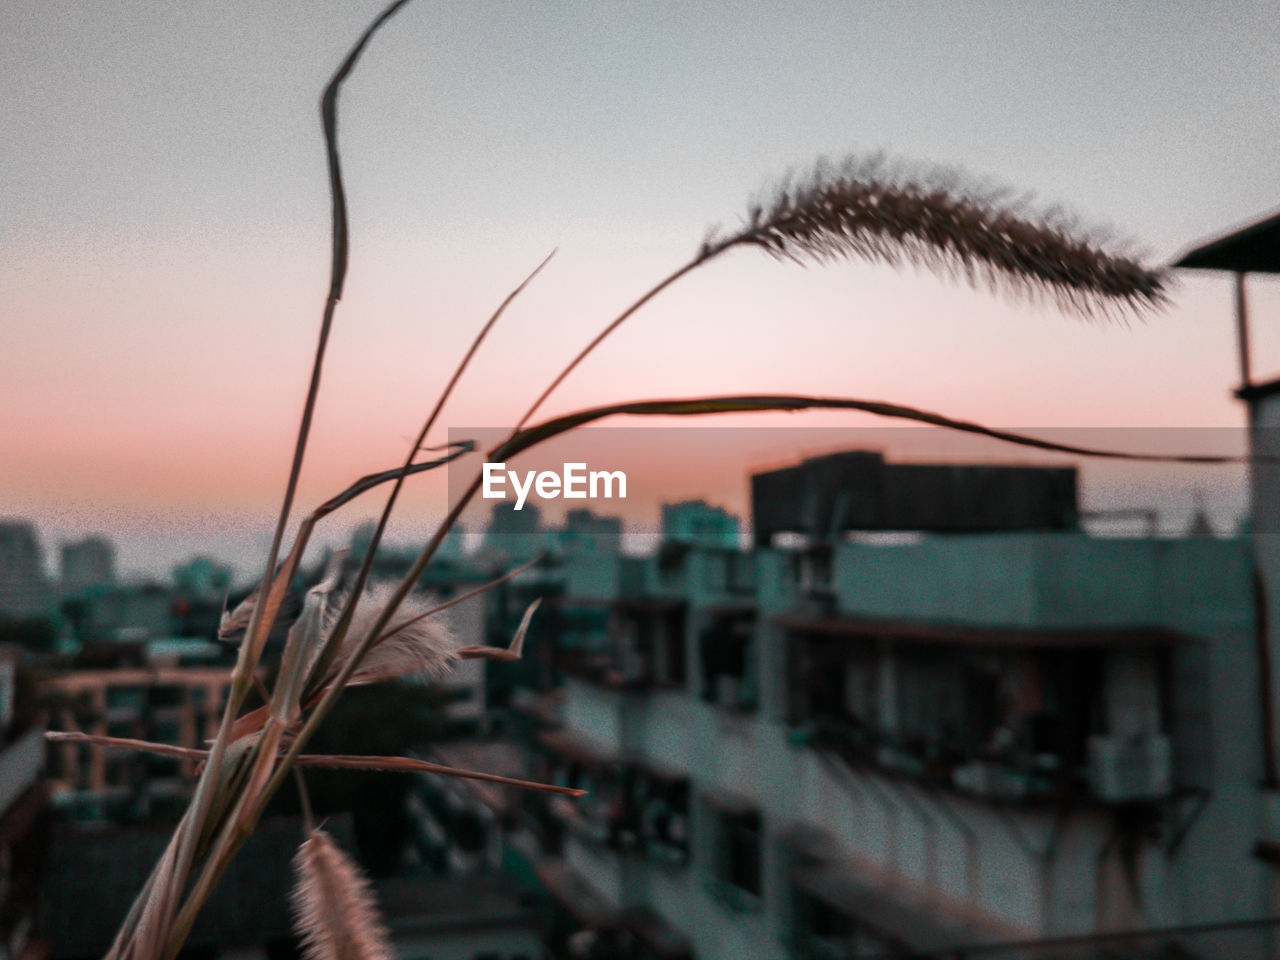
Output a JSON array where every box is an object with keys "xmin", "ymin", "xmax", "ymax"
[{"xmin": 1088, "ymin": 734, "xmax": 1172, "ymax": 803}]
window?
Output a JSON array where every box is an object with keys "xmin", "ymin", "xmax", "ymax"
[
  {"xmin": 725, "ymin": 810, "xmax": 762, "ymax": 897},
  {"xmin": 651, "ymin": 607, "xmax": 687, "ymax": 688},
  {"xmin": 791, "ymin": 889, "xmax": 858, "ymax": 960},
  {"xmin": 700, "ymin": 612, "xmax": 756, "ymax": 711},
  {"xmin": 632, "ymin": 771, "xmax": 690, "ymax": 864},
  {"xmin": 706, "ymin": 801, "xmax": 762, "ymax": 908}
]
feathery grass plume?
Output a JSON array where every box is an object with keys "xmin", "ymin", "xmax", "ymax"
[
  {"xmin": 291, "ymin": 828, "xmax": 394, "ymax": 960},
  {"xmin": 218, "ymin": 589, "xmax": 257, "ymax": 643},
  {"xmin": 706, "ymin": 154, "xmax": 1168, "ymax": 320},
  {"xmin": 318, "ymin": 581, "xmax": 455, "ymax": 687}
]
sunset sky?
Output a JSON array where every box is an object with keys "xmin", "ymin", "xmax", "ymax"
[{"xmin": 3, "ymin": 1, "xmax": 1279, "ymax": 580}]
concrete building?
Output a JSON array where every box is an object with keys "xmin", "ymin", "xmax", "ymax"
[
  {"xmin": 509, "ymin": 456, "xmax": 1272, "ymax": 959},
  {"xmin": 1178, "ymin": 208, "xmax": 1280, "ymax": 930},
  {"xmin": 60, "ymin": 536, "xmax": 116, "ymax": 595},
  {"xmin": 0, "ymin": 520, "xmax": 54, "ymax": 620},
  {"xmin": 486, "ymin": 214, "xmax": 1280, "ymax": 960}
]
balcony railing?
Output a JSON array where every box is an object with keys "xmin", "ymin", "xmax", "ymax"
[{"xmin": 792, "ymin": 718, "xmax": 1089, "ymax": 805}]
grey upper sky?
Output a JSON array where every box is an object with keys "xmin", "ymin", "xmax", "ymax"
[
  {"xmin": 3, "ymin": 1, "xmax": 1279, "ymax": 579},
  {"xmin": 6, "ymin": 2, "xmax": 1277, "ymax": 248}
]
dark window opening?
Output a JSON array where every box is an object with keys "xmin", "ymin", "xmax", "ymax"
[{"xmin": 720, "ymin": 809, "xmax": 761, "ymax": 898}]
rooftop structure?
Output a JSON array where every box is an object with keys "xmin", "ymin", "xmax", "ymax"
[
  {"xmin": 751, "ymin": 451, "xmax": 1077, "ymax": 547},
  {"xmin": 662, "ymin": 500, "xmax": 740, "ymax": 550}
]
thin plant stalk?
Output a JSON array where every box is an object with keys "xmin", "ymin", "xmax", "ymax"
[
  {"xmin": 117, "ymin": 3, "xmax": 419, "ymax": 952},
  {"xmin": 304, "ymin": 252, "xmax": 554, "ymax": 701},
  {"xmin": 46, "ymin": 732, "xmax": 583, "ymax": 797}
]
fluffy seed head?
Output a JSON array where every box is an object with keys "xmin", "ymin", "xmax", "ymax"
[
  {"xmin": 320, "ymin": 581, "xmax": 456, "ymax": 687},
  {"xmin": 706, "ymin": 154, "xmax": 1169, "ymax": 320},
  {"xmin": 290, "ymin": 828, "xmax": 393, "ymax": 960}
]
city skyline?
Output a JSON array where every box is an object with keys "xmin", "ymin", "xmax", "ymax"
[
  {"xmin": 2, "ymin": 421, "xmax": 1251, "ymax": 584},
  {"xmin": 4, "ymin": 2, "xmax": 1278, "ymax": 579}
]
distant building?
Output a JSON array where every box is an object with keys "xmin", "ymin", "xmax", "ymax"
[
  {"xmin": 83, "ymin": 583, "xmax": 174, "ymax": 642},
  {"xmin": 0, "ymin": 520, "xmax": 54, "ymax": 619},
  {"xmin": 351, "ymin": 519, "xmax": 469, "ymax": 564},
  {"xmin": 60, "ymin": 535, "xmax": 116, "ymax": 594},
  {"xmin": 436, "ymin": 521, "xmax": 468, "ymax": 562},
  {"xmin": 171, "ymin": 554, "xmax": 232, "ymax": 602},
  {"xmin": 661, "ymin": 500, "xmax": 740, "ymax": 550},
  {"xmin": 559, "ymin": 508, "xmax": 623, "ymax": 556},
  {"xmin": 483, "ymin": 501, "xmax": 549, "ymax": 562}
]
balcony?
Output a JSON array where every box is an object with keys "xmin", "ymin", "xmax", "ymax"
[
  {"xmin": 537, "ymin": 730, "xmax": 626, "ymax": 848},
  {"xmin": 783, "ymin": 616, "xmax": 1181, "ymax": 807},
  {"xmin": 554, "ymin": 599, "xmax": 687, "ymax": 694},
  {"xmin": 537, "ymin": 731, "xmax": 693, "ymax": 868}
]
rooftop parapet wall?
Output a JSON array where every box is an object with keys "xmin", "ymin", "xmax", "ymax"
[
  {"xmin": 751, "ymin": 452, "xmax": 1078, "ymax": 547},
  {"xmin": 830, "ymin": 534, "xmax": 1253, "ymax": 632}
]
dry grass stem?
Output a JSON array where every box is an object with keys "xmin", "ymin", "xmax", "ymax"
[
  {"xmin": 294, "ymin": 753, "xmax": 587, "ymax": 797},
  {"xmin": 458, "ymin": 596, "xmax": 541, "ymax": 661},
  {"xmin": 493, "ymin": 393, "xmax": 1257, "ymax": 466},
  {"xmin": 46, "ymin": 731, "xmax": 583, "ymax": 797}
]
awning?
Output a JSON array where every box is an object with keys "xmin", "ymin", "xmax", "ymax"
[
  {"xmin": 775, "ymin": 614, "xmax": 1186, "ymax": 650},
  {"xmin": 1174, "ymin": 208, "xmax": 1280, "ymax": 274}
]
